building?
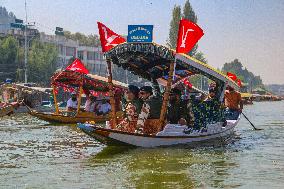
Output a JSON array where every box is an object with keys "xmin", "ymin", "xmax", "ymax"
[
  {"xmin": 77, "ymin": 46, "xmax": 107, "ymax": 76},
  {"xmin": 40, "ymin": 33, "xmax": 79, "ymax": 68}
]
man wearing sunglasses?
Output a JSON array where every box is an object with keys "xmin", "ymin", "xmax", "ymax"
[{"xmin": 136, "ymin": 86, "xmax": 162, "ymax": 133}]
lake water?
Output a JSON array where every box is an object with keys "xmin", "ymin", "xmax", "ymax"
[{"xmin": 0, "ymin": 101, "xmax": 283, "ymax": 189}]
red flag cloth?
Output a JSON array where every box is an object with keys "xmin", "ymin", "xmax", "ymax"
[
  {"xmin": 227, "ymin": 72, "xmax": 237, "ymax": 81},
  {"xmin": 65, "ymin": 58, "xmax": 89, "ymax": 74},
  {"xmin": 237, "ymin": 79, "xmax": 242, "ymax": 87},
  {"xmin": 97, "ymin": 22, "xmax": 126, "ymax": 52},
  {"xmin": 183, "ymin": 78, "xmax": 193, "ymax": 89},
  {"xmin": 176, "ymin": 19, "xmax": 204, "ymax": 54}
]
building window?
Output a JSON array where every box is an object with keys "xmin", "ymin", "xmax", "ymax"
[
  {"xmin": 87, "ymin": 51, "xmax": 95, "ymax": 60},
  {"xmin": 78, "ymin": 51, "xmax": 84, "ymax": 60},
  {"xmin": 66, "ymin": 47, "xmax": 76, "ymax": 56}
]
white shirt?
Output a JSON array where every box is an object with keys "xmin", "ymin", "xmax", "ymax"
[
  {"xmin": 67, "ymin": 98, "xmax": 78, "ymax": 109},
  {"xmin": 97, "ymin": 103, "xmax": 111, "ymax": 114},
  {"xmin": 85, "ymin": 99, "xmax": 96, "ymax": 112}
]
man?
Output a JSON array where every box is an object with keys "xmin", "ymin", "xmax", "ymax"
[
  {"xmin": 66, "ymin": 92, "xmax": 78, "ymax": 111},
  {"xmin": 167, "ymin": 88, "xmax": 188, "ymax": 125},
  {"xmin": 97, "ymin": 98, "xmax": 111, "ymax": 116},
  {"xmin": 84, "ymin": 95, "xmax": 97, "ymax": 112},
  {"xmin": 224, "ymin": 85, "xmax": 243, "ymax": 120},
  {"xmin": 136, "ymin": 86, "xmax": 162, "ymax": 133}
]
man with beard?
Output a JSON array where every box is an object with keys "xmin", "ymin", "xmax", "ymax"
[{"xmin": 66, "ymin": 92, "xmax": 78, "ymax": 111}]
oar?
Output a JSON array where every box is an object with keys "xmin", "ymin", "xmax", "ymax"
[
  {"xmin": 241, "ymin": 112, "xmax": 262, "ymax": 130},
  {"xmin": 225, "ymin": 94, "xmax": 262, "ymax": 130}
]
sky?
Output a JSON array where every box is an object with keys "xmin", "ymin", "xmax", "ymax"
[{"xmin": 1, "ymin": 0, "xmax": 284, "ymax": 84}]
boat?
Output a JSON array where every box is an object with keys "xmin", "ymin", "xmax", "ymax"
[
  {"xmin": 28, "ymin": 69, "xmax": 127, "ymax": 124},
  {"xmin": 78, "ymin": 42, "xmax": 241, "ymax": 147},
  {"xmin": 0, "ymin": 102, "xmax": 20, "ymax": 117}
]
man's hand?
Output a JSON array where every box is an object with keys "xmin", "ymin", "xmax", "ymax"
[{"xmin": 178, "ymin": 118, "xmax": 187, "ymax": 125}]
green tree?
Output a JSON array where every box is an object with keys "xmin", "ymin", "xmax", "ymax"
[
  {"xmin": 28, "ymin": 40, "xmax": 58, "ymax": 86},
  {"xmin": 189, "ymin": 51, "xmax": 208, "ymax": 90},
  {"xmin": 222, "ymin": 59, "xmax": 264, "ymax": 89},
  {"xmin": 64, "ymin": 31, "xmax": 100, "ymax": 46},
  {"xmin": 182, "ymin": 0, "xmax": 198, "ymax": 56},
  {"xmin": 0, "ymin": 36, "xmax": 20, "ymax": 81},
  {"xmin": 167, "ymin": 5, "xmax": 181, "ymax": 49}
]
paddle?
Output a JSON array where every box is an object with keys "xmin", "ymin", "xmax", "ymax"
[
  {"xmin": 224, "ymin": 92, "xmax": 262, "ymax": 130},
  {"xmin": 241, "ymin": 112, "xmax": 262, "ymax": 130}
]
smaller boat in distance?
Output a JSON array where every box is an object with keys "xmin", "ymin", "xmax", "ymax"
[{"xmin": 28, "ymin": 69, "xmax": 127, "ymax": 124}]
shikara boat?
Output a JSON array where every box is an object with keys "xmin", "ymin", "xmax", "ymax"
[
  {"xmin": 28, "ymin": 70, "xmax": 127, "ymax": 124},
  {"xmin": 0, "ymin": 102, "xmax": 20, "ymax": 117},
  {"xmin": 78, "ymin": 42, "xmax": 240, "ymax": 147}
]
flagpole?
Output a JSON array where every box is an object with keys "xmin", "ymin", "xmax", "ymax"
[
  {"xmin": 159, "ymin": 57, "xmax": 176, "ymax": 128},
  {"xmin": 106, "ymin": 59, "xmax": 117, "ymax": 127}
]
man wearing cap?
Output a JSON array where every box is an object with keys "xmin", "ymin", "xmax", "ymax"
[
  {"xmin": 136, "ymin": 86, "xmax": 162, "ymax": 133},
  {"xmin": 167, "ymin": 88, "xmax": 189, "ymax": 125},
  {"xmin": 66, "ymin": 92, "xmax": 78, "ymax": 111}
]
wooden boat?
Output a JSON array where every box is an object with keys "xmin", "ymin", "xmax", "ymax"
[
  {"xmin": 28, "ymin": 69, "xmax": 127, "ymax": 124},
  {"xmin": 78, "ymin": 42, "xmax": 241, "ymax": 147},
  {"xmin": 0, "ymin": 102, "xmax": 20, "ymax": 117}
]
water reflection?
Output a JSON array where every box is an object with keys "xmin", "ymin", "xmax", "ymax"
[{"xmin": 88, "ymin": 146, "xmax": 240, "ymax": 188}]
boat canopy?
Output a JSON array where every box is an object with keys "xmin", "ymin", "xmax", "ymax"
[
  {"xmin": 105, "ymin": 42, "xmax": 239, "ymax": 90},
  {"xmin": 51, "ymin": 70, "xmax": 127, "ymax": 92}
]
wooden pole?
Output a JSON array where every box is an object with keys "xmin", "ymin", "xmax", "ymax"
[
  {"xmin": 52, "ymin": 85, "xmax": 59, "ymax": 115},
  {"xmin": 76, "ymin": 85, "xmax": 83, "ymax": 116},
  {"xmin": 107, "ymin": 59, "xmax": 117, "ymax": 127},
  {"xmin": 159, "ymin": 60, "xmax": 175, "ymax": 127}
]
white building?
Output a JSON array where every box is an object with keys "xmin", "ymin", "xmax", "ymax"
[
  {"xmin": 40, "ymin": 33, "xmax": 78, "ymax": 68},
  {"xmin": 77, "ymin": 46, "xmax": 107, "ymax": 76}
]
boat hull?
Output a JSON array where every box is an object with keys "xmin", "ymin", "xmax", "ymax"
[
  {"xmin": 0, "ymin": 105, "xmax": 14, "ymax": 117},
  {"xmin": 29, "ymin": 111, "xmax": 109, "ymax": 124},
  {"xmin": 78, "ymin": 118, "xmax": 240, "ymax": 148}
]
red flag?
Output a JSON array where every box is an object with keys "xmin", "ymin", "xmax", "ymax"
[
  {"xmin": 97, "ymin": 22, "xmax": 126, "ymax": 52},
  {"xmin": 176, "ymin": 19, "xmax": 204, "ymax": 54},
  {"xmin": 237, "ymin": 79, "xmax": 242, "ymax": 87},
  {"xmin": 183, "ymin": 78, "xmax": 193, "ymax": 89},
  {"xmin": 227, "ymin": 72, "xmax": 237, "ymax": 81},
  {"xmin": 65, "ymin": 58, "xmax": 89, "ymax": 74}
]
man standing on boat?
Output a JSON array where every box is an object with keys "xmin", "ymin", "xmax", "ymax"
[
  {"xmin": 66, "ymin": 92, "xmax": 78, "ymax": 111},
  {"xmin": 136, "ymin": 86, "xmax": 162, "ymax": 133},
  {"xmin": 224, "ymin": 86, "xmax": 243, "ymax": 120}
]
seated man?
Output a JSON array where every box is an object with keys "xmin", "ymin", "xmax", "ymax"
[
  {"xmin": 84, "ymin": 95, "xmax": 97, "ymax": 112},
  {"xmin": 66, "ymin": 92, "xmax": 78, "ymax": 111},
  {"xmin": 167, "ymin": 88, "xmax": 188, "ymax": 125},
  {"xmin": 224, "ymin": 86, "xmax": 243, "ymax": 120},
  {"xmin": 204, "ymin": 88, "xmax": 225, "ymax": 124},
  {"xmin": 136, "ymin": 86, "xmax": 162, "ymax": 133},
  {"xmin": 97, "ymin": 98, "xmax": 111, "ymax": 116}
]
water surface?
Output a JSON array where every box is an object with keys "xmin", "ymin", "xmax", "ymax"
[{"xmin": 0, "ymin": 101, "xmax": 283, "ymax": 188}]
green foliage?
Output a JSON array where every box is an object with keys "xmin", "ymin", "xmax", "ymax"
[
  {"xmin": 0, "ymin": 36, "xmax": 20, "ymax": 81},
  {"xmin": 64, "ymin": 31, "xmax": 100, "ymax": 47},
  {"xmin": 28, "ymin": 40, "xmax": 58, "ymax": 85},
  {"xmin": 168, "ymin": 1, "xmax": 199, "ymax": 56},
  {"xmin": 182, "ymin": 0, "xmax": 198, "ymax": 56},
  {"xmin": 222, "ymin": 59, "xmax": 264, "ymax": 89},
  {"xmin": 167, "ymin": 5, "xmax": 181, "ymax": 49},
  {"xmin": 189, "ymin": 52, "xmax": 209, "ymax": 90}
]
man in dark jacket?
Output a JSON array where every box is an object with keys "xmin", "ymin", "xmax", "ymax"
[{"xmin": 136, "ymin": 86, "xmax": 162, "ymax": 132}]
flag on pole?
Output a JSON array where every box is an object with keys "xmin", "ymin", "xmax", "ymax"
[
  {"xmin": 176, "ymin": 19, "xmax": 204, "ymax": 54},
  {"xmin": 227, "ymin": 72, "xmax": 237, "ymax": 81},
  {"xmin": 237, "ymin": 79, "xmax": 242, "ymax": 87},
  {"xmin": 65, "ymin": 58, "xmax": 89, "ymax": 74},
  {"xmin": 97, "ymin": 22, "xmax": 126, "ymax": 52},
  {"xmin": 183, "ymin": 78, "xmax": 193, "ymax": 89}
]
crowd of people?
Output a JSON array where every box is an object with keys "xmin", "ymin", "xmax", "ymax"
[
  {"xmin": 66, "ymin": 82, "xmax": 243, "ymax": 134},
  {"xmin": 66, "ymin": 92, "xmax": 112, "ymax": 116}
]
